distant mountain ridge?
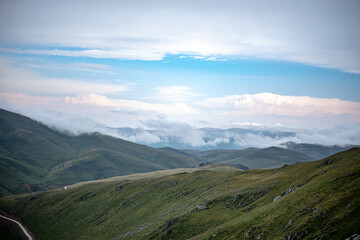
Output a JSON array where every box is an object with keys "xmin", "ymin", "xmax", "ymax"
[
  {"xmin": 1, "ymin": 108, "xmax": 356, "ymax": 197},
  {"xmin": 182, "ymin": 146, "xmax": 314, "ymax": 169},
  {"xmin": 0, "ymin": 109, "xmax": 198, "ymax": 196},
  {"xmin": 281, "ymin": 141, "xmax": 356, "ymax": 159},
  {"xmin": 115, "ymin": 126, "xmax": 296, "ymax": 150}
]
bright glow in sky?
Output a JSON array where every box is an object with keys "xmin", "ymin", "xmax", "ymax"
[{"xmin": 0, "ymin": 0, "xmax": 359, "ymax": 146}]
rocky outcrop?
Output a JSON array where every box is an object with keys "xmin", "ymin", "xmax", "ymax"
[
  {"xmin": 273, "ymin": 195, "xmax": 282, "ymax": 201},
  {"xmin": 274, "ymin": 185, "xmax": 298, "ymax": 201},
  {"xmin": 321, "ymin": 159, "xmax": 332, "ymax": 166},
  {"xmin": 244, "ymin": 226, "xmax": 264, "ymax": 239},
  {"xmin": 197, "ymin": 204, "xmax": 208, "ymax": 210},
  {"xmin": 284, "ymin": 185, "xmax": 298, "ymax": 196}
]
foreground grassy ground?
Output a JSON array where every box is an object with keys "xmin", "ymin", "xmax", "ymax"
[{"xmin": 0, "ymin": 148, "xmax": 359, "ymax": 239}]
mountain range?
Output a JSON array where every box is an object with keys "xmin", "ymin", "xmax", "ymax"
[
  {"xmin": 0, "ymin": 108, "xmax": 356, "ymax": 196},
  {"xmin": 115, "ymin": 126, "xmax": 297, "ymax": 150}
]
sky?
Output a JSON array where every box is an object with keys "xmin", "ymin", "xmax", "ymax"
[{"xmin": 0, "ymin": 0, "xmax": 360, "ymax": 147}]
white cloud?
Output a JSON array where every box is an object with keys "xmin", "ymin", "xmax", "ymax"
[
  {"xmin": 155, "ymin": 85, "xmax": 196, "ymax": 102},
  {"xmin": 197, "ymin": 93, "xmax": 360, "ymax": 120},
  {"xmin": 1, "ymin": 95, "xmax": 359, "ymax": 148},
  {"xmin": 117, "ymin": 120, "xmax": 360, "ymax": 148},
  {"xmin": 0, "ymin": 48, "xmax": 165, "ymax": 61},
  {"xmin": 0, "ymin": 0, "xmax": 359, "ymax": 72},
  {"xmin": 65, "ymin": 94, "xmax": 114, "ymax": 106},
  {"xmin": 73, "ymin": 63, "xmax": 109, "ymax": 70},
  {"xmin": 0, "ymin": 57, "xmax": 129, "ymax": 95},
  {"xmin": 126, "ymin": 131, "xmax": 161, "ymax": 145},
  {"xmin": 65, "ymin": 94, "xmax": 198, "ymax": 115},
  {"xmin": 143, "ymin": 120, "xmax": 207, "ymax": 147}
]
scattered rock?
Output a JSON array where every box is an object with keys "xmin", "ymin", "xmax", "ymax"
[
  {"xmin": 273, "ymin": 195, "xmax": 282, "ymax": 201},
  {"xmin": 233, "ymin": 194, "xmax": 243, "ymax": 202},
  {"xmin": 281, "ymin": 228, "xmax": 310, "ymax": 240},
  {"xmin": 114, "ymin": 185, "xmax": 122, "ymax": 192},
  {"xmin": 244, "ymin": 226, "xmax": 263, "ymax": 239},
  {"xmin": 321, "ymin": 159, "xmax": 332, "ymax": 166},
  {"xmin": 284, "ymin": 185, "xmax": 298, "ymax": 196},
  {"xmin": 153, "ymin": 218, "xmax": 178, "ymax": 239},
  {"xmin": 171, "ymin": 180, "xmax": 179, "ymax": 186},
  {"xmin": 274, "ymin": 185, "xmax": 298, "ymax": 202},
  {"xmin": 319, "ymin": 171, "xmax": 326, "ymax": 175},
  {"xmin": 285, "ymin": 219, "xmax": 294, "ymax": 229},
  {"xmin": 163, "ymin": 218, "xmax": 177, "ymax": 229},
  {"xmin": 181, "ymin": 190, "xmax": 192, "ymax": 196},
  {"xmin": 197, "ymin": 204, "xmax": 208, "ymax": 210},
  {"xmin": 298, "ymin": 207, "xmax": 312, "ymax": 213}
]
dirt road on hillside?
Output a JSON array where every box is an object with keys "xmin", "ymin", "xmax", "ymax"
[{"xmin": 0, "ymin": 214, "xmax": 33, "ymax": 240}]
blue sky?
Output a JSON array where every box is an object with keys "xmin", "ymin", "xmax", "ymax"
[
  {"xmin": 3, "ymin": 52, "xmax": 359, "ymax": 101},
  {"xmin": 0, "ymin": 0, "xmax": 359, "ymax": 146}
]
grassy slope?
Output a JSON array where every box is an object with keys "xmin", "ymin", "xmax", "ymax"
[
  {"xmin": 0, "ymin": 148, "xmax": 358, "ymax": 240},
  {"xmin": 194, "ymin": 147, "xmax": 314, "ymax": 169},
  {"xmin": 0, "ymin": 109, "xmax": 198, "ymax": 195},
  {"xmin": 0, "ymin": 109, "xmax": 77, "ymax": 194}
]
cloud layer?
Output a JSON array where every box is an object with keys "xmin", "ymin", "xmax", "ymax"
[{"xmin": 197, "ymin": 93, "xmax": 360, "ymax": 119}]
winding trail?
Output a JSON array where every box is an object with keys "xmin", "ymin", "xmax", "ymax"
[{"xmin": 0, "ymin": 214, "xmax": 33, "ymax": 240}]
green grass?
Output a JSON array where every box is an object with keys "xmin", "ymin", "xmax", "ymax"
[{"xmin": 0, "ymin": 148, "xmax": 359, "ymax": 239}]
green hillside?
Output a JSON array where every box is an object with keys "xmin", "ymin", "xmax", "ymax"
[
  {"xmin": 0, "ymin": 148, "xmax": 359, "ymax": 239},
  {"xmin": 191, "ymin": 147, "xmax": 314, "ymax": 169},
  {"xmin": 0, "ymin": 109, "xmax": 198, "ymax": 196}
]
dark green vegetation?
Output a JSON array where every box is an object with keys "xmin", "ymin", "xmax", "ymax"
[
  {"xmin": 187, "ymin": 147, "xmax": 314, "ymax": 169},
  {"xmin": 0, "ymin": 109, "xmax": 198, "ymax": 196},
  {"xmin": 1, "ymin": 148, "xmax": 359, "ymax": 239}
]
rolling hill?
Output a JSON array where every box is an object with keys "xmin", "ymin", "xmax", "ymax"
[
  {"xmin": 0, "ymin": 148, "xmax": 359, "ymax": 239},
  {"xmin": 281, "ymin": 141, "xmax": 356, "ymax": 159},
  {"xmin": 187, "ymin": 146, "xmax": 314, "ymax": 169},
  {"xmin": 0, "ymin": 109, "xmax": 198, "ymax": 196}
]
